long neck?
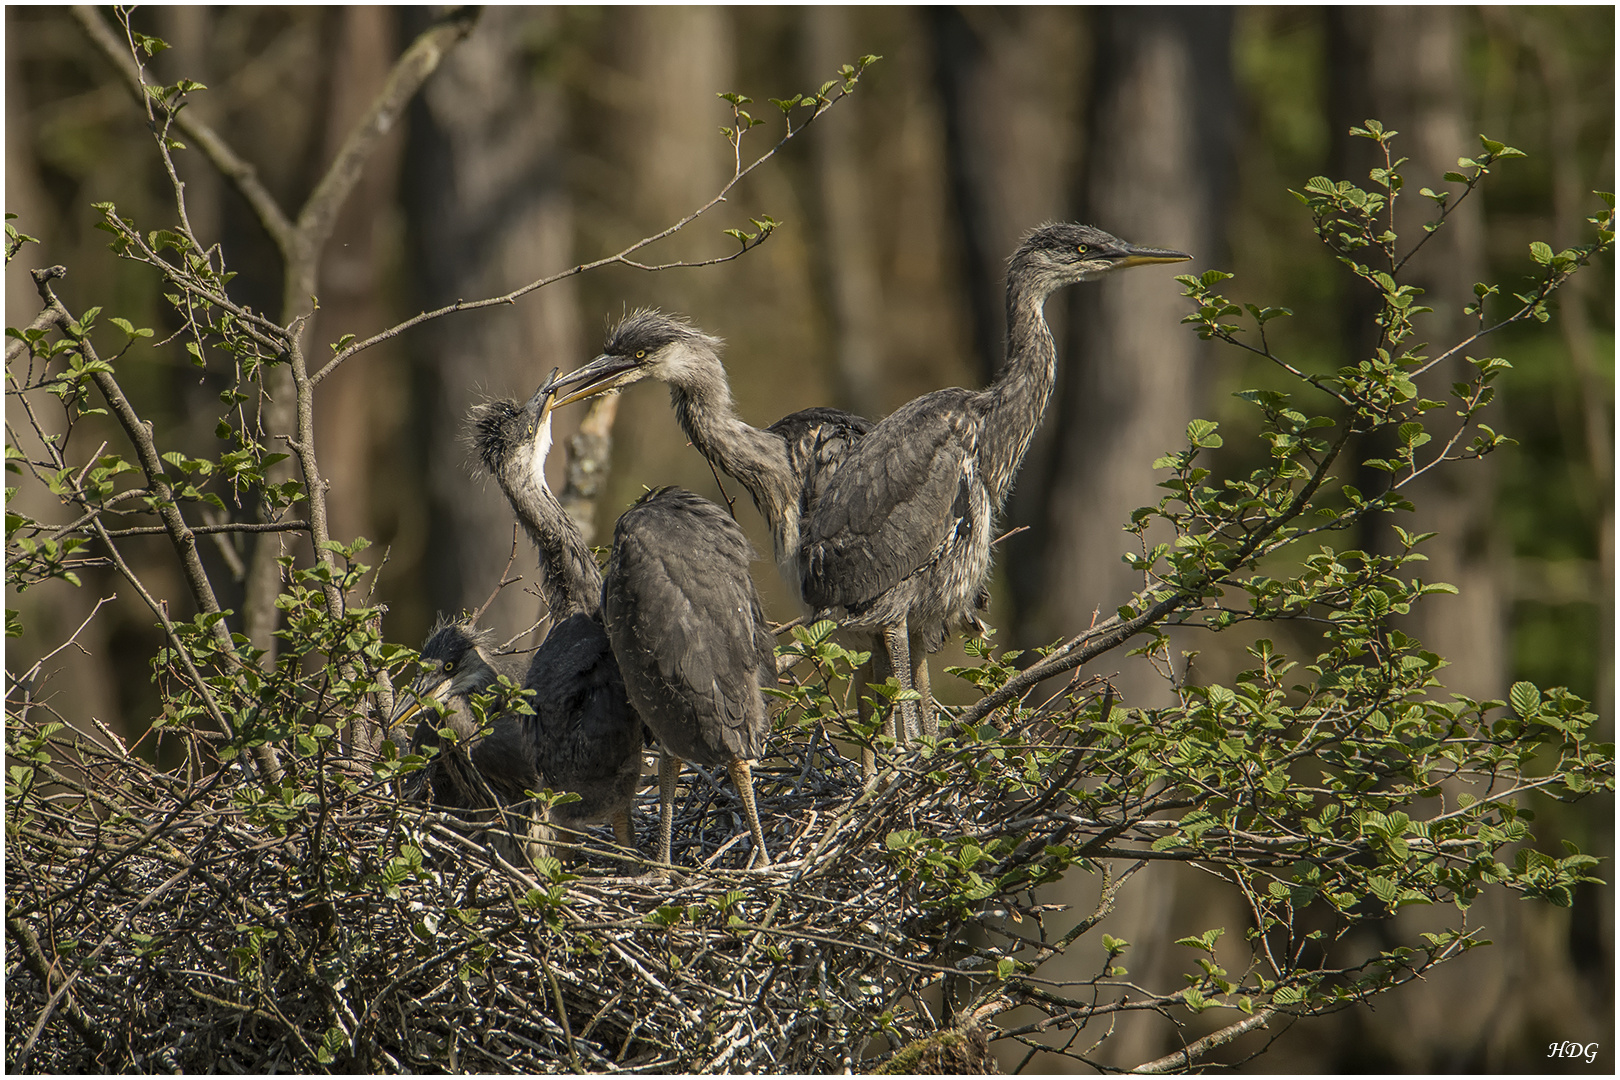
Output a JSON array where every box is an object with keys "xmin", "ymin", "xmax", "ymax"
[
  {"xmin": 496, "ymin": 463, "xmax": 602, "ymax": 620},
  {"xmin": 979, "ymin": 274, "xmax": 1061, "ymax": 509},
  {"xmin": 667, "ymin": 353, "xmax": 793, "ymax": 519}
]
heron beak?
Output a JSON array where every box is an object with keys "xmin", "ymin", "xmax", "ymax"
[
  {"xmin": 550, "ymin": 354, "xmax": 646, "ymax": 408},
  {"xmin": 1115, "ymin": 243, "xmax": 1193, "ymax": 268},
  {"xmin": 529, "ymin": 366, "xmax": 562, "ymax": 427},
  {"xmin": 387, "ymin": 676, "xmax": 451, "ymax": 730}
]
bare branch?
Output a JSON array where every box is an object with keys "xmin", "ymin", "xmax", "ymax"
[
  {"xmin": 289, "ymin": 8, "xmax": 480, "ymax": 276},
  {"xmin": 1131, "ymin": 1007, "xmax": 1279, "ymax": 1073},
  {"xmin": 70, "ymin": 5, "xmax": 294, "ymax": 250},
  {"xmin": 311, "ymin": 79, "xmax": 862, "ymax": 384},
  {"xmin": 101, "ymin": 520, "xmax": 310, "ymax": 539}
]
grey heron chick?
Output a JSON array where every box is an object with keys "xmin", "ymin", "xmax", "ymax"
[
  {"xmin": 602, "ymin": 486, "xmax": 777, "ymax": 871},
  {"xmin": 465, "ymin": 378, "xmax": 643, "ymax": 853},
  {"xmin": 388, "ymin": 619, "xmax": 546, "ymax": 854},
  {"xmin": 548, "ymin": 223, "xmax": 1189, "ymax": 748}
]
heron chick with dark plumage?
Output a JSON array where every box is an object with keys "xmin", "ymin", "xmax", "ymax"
[
  {"xmin": 388, "ymin": 618, "xmax": 550, "ymax": 859},
  {"xmin": 467, "ymin": 376, "xmax": 643, "ymax": 855},
  {"xmin": 602, "ymin": 484, "xmax": 778, "ymax": 871}
]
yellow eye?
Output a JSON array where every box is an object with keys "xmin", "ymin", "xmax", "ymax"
[
  {"xmin": 443, "ymin": 660, "xmax": 456, "ymax": 673},
  {"xmin": 1077, "ymin": 243, "xmax": 1088, "ymax": 254},
  {"xmin": 635, "ymin": 349, "xmax": 646, "ymax": 359}
]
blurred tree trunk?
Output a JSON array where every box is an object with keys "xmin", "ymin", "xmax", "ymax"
[
  {"xmin": 927, "ymin": 7, "xmax": 1087, "ymax": 389},
  {"xmin": 587, "ymin": 7, "xmax": 736, "ymax": 525},
  {"xmin": 309, "ymin": 7, "xmax": 405, "ymax": 553},
  {"xmin": 1330, "ymin": 6, "xmax": 1504, "ymax": 704},
  {"xmin": 401, "ymin": 7, "xmax": 582, "ymax": 643},
  {"xmin": 802, "ymin": 6, "xmax": 886, "ymax": 419},
  {"xmin": 971, "ymin": 8, "xmax": 1234, "ymax": 1070}
]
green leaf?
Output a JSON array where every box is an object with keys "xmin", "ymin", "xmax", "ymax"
[
  {"xmin": 1175, "ymin": 928, "xmax": 1224, "ymax": 953},
  {"xmin": 1186, "ymin": 419, "xmax": 1222, "ymax": 449},
  {"xmin": 1508, "ymin": 681, "xmax": 1541, "ymax": 720}
]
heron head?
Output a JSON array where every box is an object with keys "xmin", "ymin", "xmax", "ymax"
[
  {"xmin": 1011, "ymin": 222, "xmax": 1191, "ymax": 291},
  {"xmin": 470, "ymin": 370, "xmax": 560, "ymax": 480},
  {"xmin": 388, "ymin": 619, "xmax": 500, "ymax": 730},
  {"xmin": 549, "ymin": 310, "xmax": 724, "ymax": 406}
]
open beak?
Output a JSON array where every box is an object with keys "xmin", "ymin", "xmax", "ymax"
[
  {"xmin": 529, "ymin": 366, "xmax": 562, "ymax": 426},
  {"xmin": 548, "ymin": 353, "xmax": 646, "ymax": 408},
  {"xmin": 1116, "ymin": 243, "xmax": 1193, "ymax": 269}
]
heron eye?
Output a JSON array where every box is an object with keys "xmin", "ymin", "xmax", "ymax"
[
  {"xmin": 1077, "ymin": 244, "xmax": 1089, "ymax": 254},
  {"xmin": 443, "ymin": 660, "xmax": 456, "ymax": 673},
  {"xmin": 635, "ymin": 349, "xmax": 646, "ymax": 359}
]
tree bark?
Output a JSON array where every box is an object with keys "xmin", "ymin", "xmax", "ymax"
[
  {"xmin": 802, "ymin": 6, "xmax": 887, "ymax": 419},
  {"xmin": 310, "ymin": 7, "xmax": 405, "ymax": 552}
]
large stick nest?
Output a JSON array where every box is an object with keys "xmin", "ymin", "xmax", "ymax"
[{"xmin": 7, "ymin": 701, "xmax": 1099, "ymax": 1074}]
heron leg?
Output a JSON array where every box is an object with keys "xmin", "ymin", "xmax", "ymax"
[
  {"xmin": 727, "ymin": 757, "xmax": 771, "ymax": 869},
  {"xmin": 909, "ymin": 627, "xmax": 937, "ymax": 741},
  {"xmin": 871, "ymin": 636, "xmax": 897, "ymax": 737},
  {"xmin": 533, "ymin": 807, "xmax": 560, "ymax": 866},
  {"xmin": 883, "ymin": 622, "xmax": 921, "ymax": 743},
  {"xmin": 857, "ymin": 651, "xmax": 878, "ymax": 780},
  {"xmin": 612, "ymin": 807, "xmax": 635, "ymax": 855},
  {"xmin": 656, "ymin": 748, "xmax": 681, "ymax": 873}
]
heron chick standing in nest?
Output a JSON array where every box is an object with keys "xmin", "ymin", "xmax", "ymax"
[
  {"xmin": 548, "ymin": 223, "xmax": 1189, "ymax": 753},
  {"xmin": 601, "ymin": 484, "xmax": 778, "ymax": 872}
]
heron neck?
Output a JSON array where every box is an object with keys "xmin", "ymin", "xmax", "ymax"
[
  {"xmin": 980, "ymin": 279, "xmax": 1060, "ymax": 508},
  {"xmin": 498, "ymin": 465, "xmax": 602, "ymax": 619},
  {"xmin": 668, "ymin": 361, "xmax": 793, "ymax": 518}
]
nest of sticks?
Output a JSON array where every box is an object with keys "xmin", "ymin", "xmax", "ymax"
[{"xmin": 7, "ymin": 687, "xmax": 1104, "ymax": 1074}]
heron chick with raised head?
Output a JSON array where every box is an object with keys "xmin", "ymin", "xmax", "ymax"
[{"xmin": 389, "ymin": 375, "xmax": 643, "ymax": 861}]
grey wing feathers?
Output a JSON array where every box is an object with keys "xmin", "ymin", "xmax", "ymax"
[
  {"xmin": 799, "ymin": 390, "xmax": 979, "ymax": 610},
  {"xmin": 768, "ymin": 406, "xmax": 875, "ymax": 539},
  {"xmin": 513, "ymin": 613, "xmax": 642, "ymax": 820},
  {"xmin": 604, "ymin": 488, "xmax": 772, "ymax": 765},
  {"xmin": 767, "ymin": 407, "xmax": 874, "ymax": 489}
]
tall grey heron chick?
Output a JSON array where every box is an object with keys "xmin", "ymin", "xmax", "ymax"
[
  {"xmin": 603, "ymin": 486, "xmax": 777, "ymax": 871},
  {"xmin": 549, "ymin": 223, "xmax": 1189, "ymax": 748}
]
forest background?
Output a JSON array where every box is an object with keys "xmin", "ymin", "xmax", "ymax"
[{"xmin": 6, "ymin": 5, "xmax": 1612, "ymax": 1071}]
